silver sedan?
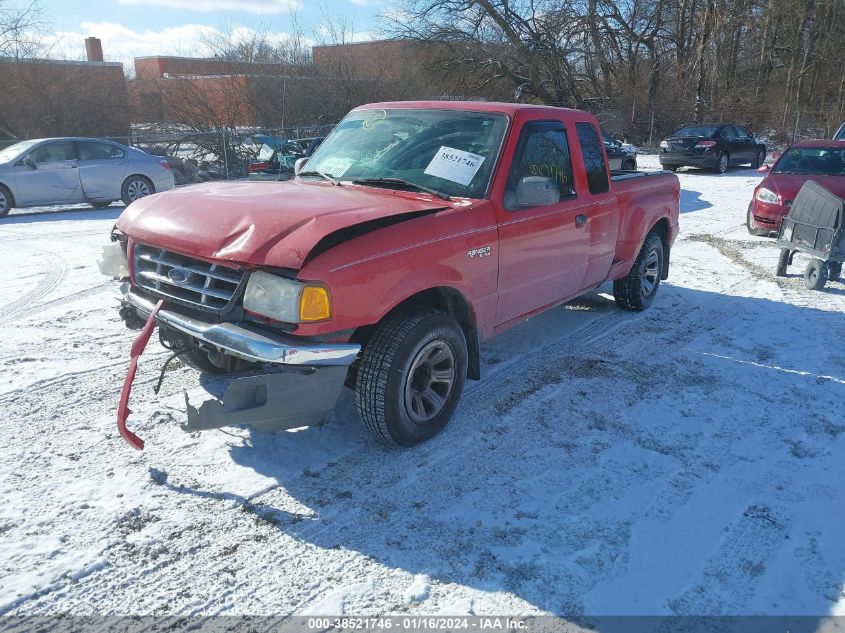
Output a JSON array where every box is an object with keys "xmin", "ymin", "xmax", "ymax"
[{"xmin": 0, "ymin": 137, "xmax": 175, "ymax": 217}]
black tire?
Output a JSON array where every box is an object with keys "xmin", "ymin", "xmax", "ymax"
[
  {"xmin": 121, "ymin": 175, "xmax": 154, "ymax": 205},
  {"xmin": 90, "ymin": 200, "xmax": 114, "ymax": 209},
  {"xmin": 746, "ymin": 204, "xmax": 769, "ymax": 237},
  {"xmin": 0, "ymin": 183, "xmax": 13, "ymax": 218},
  {"xmin": 776, "ymin": 249, "xmax": 790, "ymax": 277},
  {"xmin": 715, "ymin": 153, "xmax": 729, "ymax": 174},
  {"xmin": 827, "ymin": 262, "xmax": 841, "ymax": 282},
  {"xmin": 355, "ymin": 310, "xmax": 467, "ymax": 447},
  {"xmin": 752, "ymin": 148, "xmax": 766, "ymax": 169},
  {"xmin": 804, "ymin": 259, "xmax": 828, "ymax": 290},
  {"xmin": 613, "ymin": 231, "xmax": 664, "ymax": 311},
  {"xmin": 622, "ymin": 159, "xmax": 636, "ymax": 171},
  {"xmin": 666, "ymin": 166, "xmax": 679, "ymax": 172}
]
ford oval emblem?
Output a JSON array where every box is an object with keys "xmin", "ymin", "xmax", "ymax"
[{"xmin": 167, "ymin": 267, "xmax": 191, "ymax": 284}]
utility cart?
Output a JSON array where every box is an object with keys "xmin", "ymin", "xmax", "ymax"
[{"xmin": 775, "ymin": 180, "xmax": 844, "ymax": 290}]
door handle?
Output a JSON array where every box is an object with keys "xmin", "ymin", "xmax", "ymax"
[{"xmin": 575, "ymin": 214, "xmax": 588, "ymax": 227}]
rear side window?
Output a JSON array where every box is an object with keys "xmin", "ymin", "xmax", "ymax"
[
  {"xmin": 576, "ymin": 122, "xmax": 609, "ymax": 194},
  {"xmin": 78, "ymin": 142, "xmax": 117, "ymax": 161}
]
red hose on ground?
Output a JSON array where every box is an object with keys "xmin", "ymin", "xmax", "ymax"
[{"xmin": 117, "ymin": 299, "xmax": 164, "ymax": 450}]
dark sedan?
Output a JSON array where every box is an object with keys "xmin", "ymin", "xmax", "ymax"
[{"xmin": 659, "ymin": 123, "xmax": 766, "ymax": 173}]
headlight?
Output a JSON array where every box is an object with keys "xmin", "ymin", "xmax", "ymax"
[
  {"xmin": 755, "ymin": 187, "xmax": 780, "ymax": 204},
  {"xmin": 659, "ymin": 140, "xmax": 669, "ymax": 149},
  {"xmin": 97, "ymin": 242, "xmax": 129, "ymax": 278},
  {"xmin": 243, "ymin": 271, "xmax": 331, "ymax": 323}
]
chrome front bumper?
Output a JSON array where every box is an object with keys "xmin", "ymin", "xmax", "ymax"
[{"xmin": 121, "ymin": 284, "xmax": 360, "ymax": 366}]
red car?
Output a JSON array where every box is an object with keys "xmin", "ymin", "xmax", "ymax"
[
  {"xmin": 100, "ymin": 101, "xmax": 680, "ymax": 449},
  {"xmin": 747, "ymin": 140, "xmax": 845, "ymax": 235}
]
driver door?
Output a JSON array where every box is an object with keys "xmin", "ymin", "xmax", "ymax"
[
  {"xmin": 495, "ymin": 121, "xmax": 589, "ymax": 325},
  {"xmin": 14, "ymin": 141, "xmax": 83, "ymax": 205}
]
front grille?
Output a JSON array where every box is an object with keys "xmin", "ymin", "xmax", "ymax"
[{"xmin": 132, "ymin": 243, "xmax": 246, "ymax": 312}]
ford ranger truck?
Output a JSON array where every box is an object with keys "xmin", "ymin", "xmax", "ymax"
[{"xmin": 99, "ymin": 101, "xmax": 680, "ymax": 449}]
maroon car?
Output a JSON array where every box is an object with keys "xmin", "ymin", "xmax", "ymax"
[{"xmin": 747, "ymin": 141, "xmax": 845, "ymax": 235}]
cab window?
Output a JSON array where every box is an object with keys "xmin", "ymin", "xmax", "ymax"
[{"xmin": 505, "ymin": 122, "xmax": 574, "ymax": 210}]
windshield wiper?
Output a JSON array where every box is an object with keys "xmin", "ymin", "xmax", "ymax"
[
  {"xmin": 298, "ymin": 170, "xmax": 341, "ymax": 186},
  {"xmin": 352, "ymin": 177, "xmax": 451, "ymax": 201}
]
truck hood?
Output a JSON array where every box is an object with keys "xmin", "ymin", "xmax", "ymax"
[{"xmin": 116, "ymin": 180, "xmax": 449, "ymax": 270}]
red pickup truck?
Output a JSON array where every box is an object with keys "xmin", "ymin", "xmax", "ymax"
[{"xmin": 100, "ymin": 101, "xmax": 680, "ymax": 449}]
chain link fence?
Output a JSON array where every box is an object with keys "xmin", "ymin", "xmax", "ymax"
[
  {"xmin": 590, "ymin": 105, "xmax": 844, "ymax": 153},
  {"xmin": 0, "ymin": 123, "xmax": 337, "ymax": 184}
]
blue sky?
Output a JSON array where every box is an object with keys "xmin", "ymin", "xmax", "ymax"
[{"xmin": 37, "ymin": 0, "xmax": 386, "ymax": 69}]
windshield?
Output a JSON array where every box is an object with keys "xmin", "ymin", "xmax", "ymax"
[
  {"xmin": 305, "ymin": 108, "xmax": 509, "ymax": 198},
  {"xmin": 773, "ymin": 147, "xmax": 845, "ymax": 175},
  {"xmin": 671, "ymin": 125, "xmax": 721, "ymax": 138},
  {"xmin": 0, "ymin": 140, "xmax": 39, "ymax": 162},
  {"xmin": 835, "ymin": 124, "xmax": 845, "ymax": 141}
]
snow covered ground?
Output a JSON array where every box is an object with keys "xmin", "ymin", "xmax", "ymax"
[{"xmin": 1, "ymin": 156, "xmax": 844, "ymax": 618}]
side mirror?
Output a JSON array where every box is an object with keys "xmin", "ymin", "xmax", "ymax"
[
  {"xmin": 23, "ymin": 156, "xmax": 36, "ymax": 169},
  {"xmin": 515, "ymin": 176, "xmax": 560, "ymax": 208},
  {"xmin": 294, "ymin": 157, "xmax": 308, "ymax": 176},
  {"xmin": 757, "ymin": 164, "xmax": 770, "ymax": 173}
]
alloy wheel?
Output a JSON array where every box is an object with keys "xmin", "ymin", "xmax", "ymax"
[
  {"xmin": 127, "ymin": 180, "xmax": 151, "ymax": 201},
  {"xmin": 641, "ymin": 247, "xmax": 661, "ymax": 298},
  {"xmin": 403, "ymin": 340, "xmax": 457, "ymax": 424}
]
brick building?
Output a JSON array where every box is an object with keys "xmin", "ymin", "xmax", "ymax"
[{"xmin": 0, "ymin": 38, "xmax": 129, "ymax": 141}]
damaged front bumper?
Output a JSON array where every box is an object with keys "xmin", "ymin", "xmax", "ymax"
[{"xmin": 117, "ymin": 285, "xmax": 360, "ymax": 449}]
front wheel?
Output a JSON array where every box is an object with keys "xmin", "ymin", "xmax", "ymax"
[
  {"xmin": 121, "ymin": 176, "xmax": 154, "ymax": 205},
  {"xmin": 829, "ymin": 262, "xmax": 842, "ymax": 282},
  {"xmin": 622, "ymin": 159, "xmax": 636, "ymax": 171},
  {"xmin": 0, "ymin": 184, "xmax": 13, "ymax": 218},
  {"xmin": 804, "ymin": 259, "xmax": 828, "ymax": 290},
  {"xmin": 746, "ymin": 205, "xmax": 769, "ymax": 237},
  {"xmin": 613, "ymin": 231, "xmax": 664, "ymax": 311},
  {"xmin": 752, "ymin": 149, "xmax": 766, "ymax": 169},
  {"xmin": 355, "ymin": 310, "xmax": 467, "ymax": 446}
]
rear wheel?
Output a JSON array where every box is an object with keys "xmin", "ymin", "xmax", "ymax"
[
  {"xmin": 121, "ymin": 176, "xmax": 154, "ymax": 205},
  {"xmin": 716, "ymin": 153, "xmax": 729, "ymax": 174},
  {"xmin": 0, "ymin": 184, "xmax": 13, "ymax": 217},
  {"xmin": 622, "ymin": 159, "xmax": 636, "ymax": 171},
  {"xmin": 356, "ymin": 310, "xmax": 467, "ymax": 446},
  {"xmin": 746, "ymin": 204, "xmax": 769, "ymax": 236},
  {"xmin": 828, "ymin": 262, "xmax": 842, "ymax": 282},
  {"xmin": 804, "ymin": 259, "xmax": 828, "ymax": 290},
  {"xmin": 752, "ymin": 149, "xmax": 766, "ymax": 168},
  {"xmin": 666, "ymin": 166, "xmax": 679, "ymax": 172},
  {"xmin": 613, "ymin": 231, "xmax": 664, "ymax": 311}
]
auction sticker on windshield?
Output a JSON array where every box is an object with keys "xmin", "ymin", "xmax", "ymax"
[
  {"xmin": 424, "ymin": 146, "xmax": 485, "ymax": 186},
  {"xmin": 320, "ymin": 157, "xmax": 356, "ymax": 177}
]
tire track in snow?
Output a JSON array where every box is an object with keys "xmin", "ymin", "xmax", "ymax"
[{"xmin": 0, "ymin": 243, "xmax": 68, "ymax": 323}]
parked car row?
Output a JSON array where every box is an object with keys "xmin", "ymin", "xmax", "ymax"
[{"xmin": 0, "ymin": 137, "xmax": 175, "ymax": 217}]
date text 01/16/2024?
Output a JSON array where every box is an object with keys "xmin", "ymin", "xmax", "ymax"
[{"xmin": 305, "ymin": 617, "xmax": 528, "ymax": 630}]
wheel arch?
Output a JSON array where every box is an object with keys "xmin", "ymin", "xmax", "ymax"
[{"xmin": 350, "ymin": 286, "xmax": 481, "ymax": 380}]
